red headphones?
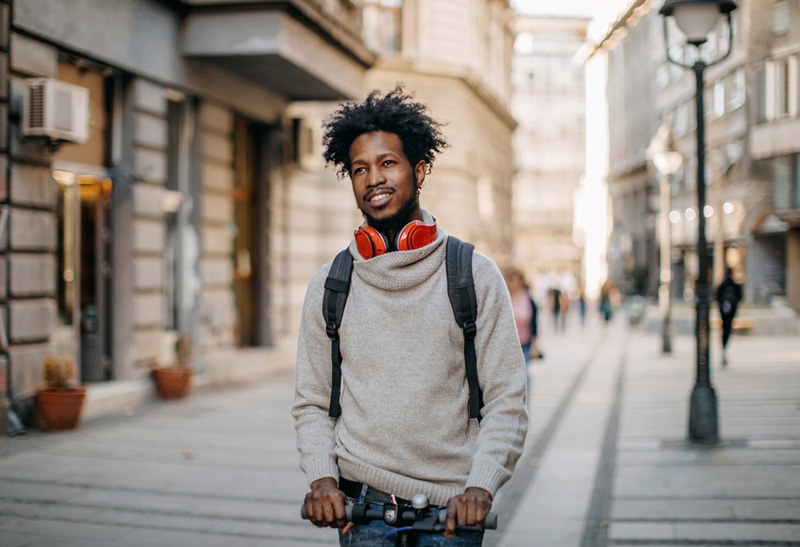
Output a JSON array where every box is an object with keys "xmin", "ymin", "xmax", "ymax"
[{"xmin": 354, "ymin": 220, "xmax": 438, "ymax": 259}]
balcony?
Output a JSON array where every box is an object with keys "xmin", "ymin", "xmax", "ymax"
[{"xmin": 180, "ymin": 0, "xmax": 374, "ymax": 100}]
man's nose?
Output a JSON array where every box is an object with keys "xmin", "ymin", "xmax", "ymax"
[{"xmin": 367, "ymin": 167, "xmax": 385, "ymax": 186}]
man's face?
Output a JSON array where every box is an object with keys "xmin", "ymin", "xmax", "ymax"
[{"xmin": 349, "ymin": 131, "xmax": 426, "ymax": 235}]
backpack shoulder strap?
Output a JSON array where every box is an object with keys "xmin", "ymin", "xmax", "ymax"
[
  {"xmin": 445, "ymin": 236, "xmax": 483, "ymax": 421},
  {"xmin": 323, "ymin": 249, "xmax": 353, "ymax": 418}
]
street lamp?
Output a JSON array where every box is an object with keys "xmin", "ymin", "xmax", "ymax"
[
  {"xmin": 658, "ymin": 0, "xmax": 737, "ymax": 443},
  {"xmin": 647, "ymin": 124, "xmax": 683, "ymax": 355}
]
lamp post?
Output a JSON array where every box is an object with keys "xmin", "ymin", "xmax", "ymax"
[
  {"xmin": 658, "ymin": 0, "xmax": 737, "ymax": 443},
  {"xmin": 647, "ymin": 124, "xmax": 683, "ymax": 355}
]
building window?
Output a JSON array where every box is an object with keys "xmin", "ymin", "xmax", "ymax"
[
  {"xmin": 674, "ymin": 103, "xmax": 689, "ymax": 136},
  {"xmin": 726, "ymin": 68, "xmax": 746, "ymax": 111},
  {"xmin": 713, "ymin": 81, "xmax": 725, "ymax": 118},
  {"xmin": 755, "ymin": 65, "xmax": 768, "ymax": 123},
  {"xmin": 718, "ymin": 20, "xmax": 730, "ymax": 54},
  {"xmin": 776, "ymin": 58, "xmax": 791, "ymax": 117},
  {"xmin": 774, "ymin": 154, "xmax": 800, "ymax": 210},
  {"xmin": 362, "ymin": 0, "xmax": 402, "ymax": 55},
  {"xmin": 685, "ymin": 157, "xmax": 697, "ymax": 190},
  {"xmin": 794, "ymin": 56, "xmax": 800, "ymax": 116},
  {"xmin": 796, "ymin": 154, "xmax": 800, "ymax": 207},
  {"xmin": 704, "ymin": 30, "xmax": 718, "ymax": 60},
  {"xmin": 774, "ymin": 1, "xmax": 790, "ymax": 35}
]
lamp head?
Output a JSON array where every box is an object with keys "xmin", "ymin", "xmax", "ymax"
[
  {"xmin": 659, "ymin": 0, "xmax": 737, "ymax": 45},
  {"xmin": 648, "ymin": 123, "xmax": 684, "ymax": 176}
]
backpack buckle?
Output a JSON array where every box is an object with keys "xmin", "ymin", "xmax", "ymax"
[
  {"xmin": 463, "ymin": 320, "xmax": 477, "ymax": 340},
  {"xmin": 326, "ymin": 323, "xmax": 338, "ymax": 340}
]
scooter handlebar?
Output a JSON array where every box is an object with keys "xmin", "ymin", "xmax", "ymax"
[{"xmin": 300, "ymin": 504, "xmax": 497, "ymax": 530}]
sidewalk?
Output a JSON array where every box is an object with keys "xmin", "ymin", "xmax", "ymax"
[
  {"xmin": 0, "ymin": 315, "xmax": 798, "ymax": 546},
  {"xmin": 495, "ymin": 315, "xmax": 800, "ymax": 546}
]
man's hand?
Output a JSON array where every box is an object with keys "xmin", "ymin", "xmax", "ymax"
[
  {"xmin": 303, "ymin": 478, "xmax": 354, "ymax": 534},
  {"xmin": 444, "ymin": 487, "xmax": 493, "ymax": 540}
]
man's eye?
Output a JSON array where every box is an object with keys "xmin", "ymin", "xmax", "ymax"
[{"xmin": 383, "ymin": 160, "xmax": 395, "ymax": 166}]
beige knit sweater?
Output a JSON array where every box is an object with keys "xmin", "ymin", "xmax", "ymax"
[{"xmin": 292, "ymin": 218, "xmax": 528, "ymax": 507}]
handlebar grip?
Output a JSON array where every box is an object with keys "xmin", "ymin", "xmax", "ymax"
[
  {"xmin": 300, "ymin": 505, "xmax": 354, "ymax": 521},
  {"xmin": 483, "ymin": 512, "xmax": 498, "ymax": 529},
  {"xmin": 437, "ymin": 509, "xmax": 497, "ymax": 529}
]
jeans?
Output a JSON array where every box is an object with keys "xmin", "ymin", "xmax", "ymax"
[
  {"xmin": 338, "ymin": 499, "xmax": 485, "ymax": 547},
  {"xmin": 721, "ymin": 311, "xmax": 735, "ymax": 348},
  {"xmin": 520, "ymin": 342, "xmax": 531, "ymax": 363}
]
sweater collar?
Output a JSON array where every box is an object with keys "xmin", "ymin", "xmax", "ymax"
[{"xmin": 348, "ymin": 209, "xmax": 447, "ymax": 291}]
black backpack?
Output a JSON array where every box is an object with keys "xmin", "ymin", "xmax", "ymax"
[{"xmin": 322, "ymin": 236, "xmax": 483, "ymax": 421}]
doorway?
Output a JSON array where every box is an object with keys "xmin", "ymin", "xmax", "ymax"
[
  {"xmin": 53, "ymin": 167, "xmax": 113, "ymax": 382},
  {"xmin": 233, "ymin": 119, "xmax": 272, "ymax": 347}
]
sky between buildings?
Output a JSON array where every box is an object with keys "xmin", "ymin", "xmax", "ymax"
[{"xmin": 512, "ymin": 0, "xmax": 629, "ymax": 19}]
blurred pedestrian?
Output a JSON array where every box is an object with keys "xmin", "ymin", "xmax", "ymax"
[
  {"xmin": 504, "ymin": 267, "xmax": 543, "ymax": 364},
  {"xmin": 550, "ymin": 288, "xmax": 562, "ymax": 331},
  {"xmin": 599, "ymin": 281, "xmax": 613, "ymax": 324},
  {"xmin": 577, "ymin": 286, "xmax": 587, "ymax": 327},
  {"xmin": 715, "ymin": 267, "xmax": 742, "ymax": 366}
]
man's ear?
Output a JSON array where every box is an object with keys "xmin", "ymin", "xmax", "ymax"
[{"xmin": 415, "ymin": 161, "xmax": 427, "ymax": 188}]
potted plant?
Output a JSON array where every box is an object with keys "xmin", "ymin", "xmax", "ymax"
[
  {"xmin": 152, "ymin": 334, "xmax": 194, "ymax": 399},
  {"xmin": 36, "ymin": 354, "xmax": 87, "ymax": 430}
]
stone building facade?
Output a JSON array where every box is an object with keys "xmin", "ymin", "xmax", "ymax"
[
  {"xmin": 0, "ymin": 0, "xmax": 374, "ymax": 427},
  {"xmin": 748, "ymin": 0, "xmax": 800, "ymax": 313}
]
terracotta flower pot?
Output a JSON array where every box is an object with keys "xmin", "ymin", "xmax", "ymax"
[
  {"xmin": 36, "ymin": 386, "xmax": 88, "ymax": 430},
  {"xmin": 153, "ymin": 367, "xmax": 193, "ymax": 399}
]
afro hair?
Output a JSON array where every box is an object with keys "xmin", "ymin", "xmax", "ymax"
[{"xmin": 322, "ymin": 85, "xmax": 449, "ymax": 179}]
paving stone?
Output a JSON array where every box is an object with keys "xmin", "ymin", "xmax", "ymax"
[
  {"xmin": 0, "ymin": 518, "xmax": 135, "ymax": 542},
  {"xmin": 112, "ymin": 527, "xmax": 264, "ymax": 547},
  {"xmin": 676, "ymin": 522, "xmax": 800, "ymax": 542},
  {"xmin": 730, "ymin": 498, "xmax": 799, "ymax": 520},
  {"xmin": 0, "ymin": 531, "xmax": 36, "ymax": 547},
  {"xmin": 612, "ymin": 498, "xmax": 735, "ymax": 520},
  {"xmin": 609, "ymin": 521, "xmax": 675, "ymax": 541},
  {"xmin": 0, "ymin": 499, "xmax": 107, "ymax": 522},
  {"xmin": 27, "ymin": 538, "xmax": 117, "ymax": 546},
  {"xmin": 0, "ymin": 480, "xmax": 90, "ymax": 502},
  {"xmin": 498, "ymin": 517, "xmax": 583, "ymax": 547}
]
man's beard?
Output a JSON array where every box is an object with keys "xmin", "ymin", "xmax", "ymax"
[{"xmin": 362, "ymin": 190, "xmax": 419, "ymax": 244}]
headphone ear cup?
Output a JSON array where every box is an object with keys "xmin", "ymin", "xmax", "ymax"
[
  {"xmin": 395, "ymin": 221, "xmax": 437, "ymax": 251},
  {"xmin": 355, "ymin": 226, "xmax": 389, "ymax": 259}
]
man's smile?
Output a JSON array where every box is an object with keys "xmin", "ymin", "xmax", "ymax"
[{"xmin": 366, "ymin": 190, "xmax": 393, "ymax": 207}]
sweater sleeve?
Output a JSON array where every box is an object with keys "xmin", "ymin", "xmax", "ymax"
[
  {"xmin": 464, "ymin": 257, "xmax": 529, "ymax": 497},
  {"xmin": 291, "ymin": 264, "xmax": 341, "ymax": 486}
]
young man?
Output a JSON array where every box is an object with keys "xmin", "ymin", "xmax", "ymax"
[
  {"xmin": 716, "ymin": 267, "xmax": 742, "ymax": 366},
  {"xmin": 292, "ymin": 87, "xmax": 528, "ymax": 545}
]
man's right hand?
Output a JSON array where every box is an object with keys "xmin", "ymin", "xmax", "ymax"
[{"xmin": 303, "ymin": 477, "xmax": 354, "ymax": 534}]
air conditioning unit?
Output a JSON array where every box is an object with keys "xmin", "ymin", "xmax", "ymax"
[{"xmin": 22, "ymin": 78, "xmax": 90, "ymax": 144}]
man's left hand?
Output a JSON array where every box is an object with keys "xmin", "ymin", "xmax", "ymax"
[{"xmin": 444, "ymin": 487, "xmax": 493, "ymax": 540}]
